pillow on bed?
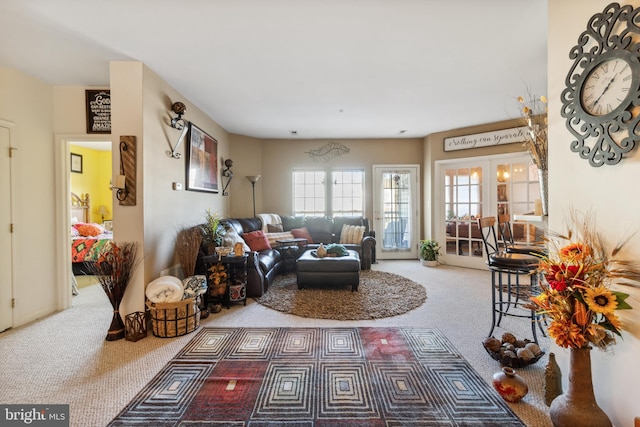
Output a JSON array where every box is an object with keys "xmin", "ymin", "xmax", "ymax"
[{"xmin": 75, "ymin": 223, "xmax": 103, "ymax": 237}]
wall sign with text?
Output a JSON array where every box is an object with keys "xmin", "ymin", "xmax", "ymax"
[
  {"xmin": 85, "ymin": 89, "xmax": 111, "ymax": 134},
  {"xmin": 444, "ymin": 126, "xmax": 527, "ymax": 152}
]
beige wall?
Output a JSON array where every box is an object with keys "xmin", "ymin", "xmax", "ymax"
[
  {"xmin": 0, "ymin": 63, "xmax": 232, "ymax": 324},
  {"xmin": 228, "ymin": 134, "xmax": 263, "ymax": 218},
  {"xmin": 0, "ymin": 67, "xmax": 57, "ymax": 325},
  {"xmin": 549, "ymin": 1, "xmax": 640, "ymax": 425},
  {"xmin": 111, "ymin": 62, "xmax": 231, "ymax": 316},
  {"xmin": 257, "ymin": 138, "xmax": 423, "ymax": 219},
  {"xmin": 421, "ymin": 118, "xmax": 528, "ymax": 239}
]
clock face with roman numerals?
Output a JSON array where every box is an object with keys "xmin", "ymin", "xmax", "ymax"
[
  {"xmin": 581, "ymin": 57, "xmax": 633, "ymax": 117},
  {"xmin": 560, "ymin": 3, "xmax": 640, "ymax": 167}
]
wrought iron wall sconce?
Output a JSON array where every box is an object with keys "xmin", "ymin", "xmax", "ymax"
[
  {"xmin": 221, "ymin": 159, "xmax": 233, "ymax": 196},
  {"xmin": 113, "ymin": 174, "xmax": 127, "ymax": 201},
  {"xmin": 112, "ymin": 136, "xmax": 137, "ymax": 206},
  {"xmin": 167, "ymin": 101, "xmax": 189, "ymax": 159}
]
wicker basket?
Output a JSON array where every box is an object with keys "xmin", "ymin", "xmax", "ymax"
[{"xmin": 147, "ymin": 297, "xmax": 200, "ymax": 338}]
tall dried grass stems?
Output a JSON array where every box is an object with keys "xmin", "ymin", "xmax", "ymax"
[
  {"xmin": 176, "ymin": 227, "xmax": 203, "ymax": 277},
  {"xmin": 518, "ymin": 91, "xmax": 548, "ymax": 170},
  {"xmin": 89, "ymin": 241, "xmax": 141, "ymax": 308}
]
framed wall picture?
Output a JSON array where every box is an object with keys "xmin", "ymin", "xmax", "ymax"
[
  {"xmin": 186, "ymin": 123, "xmax": 219, "ymax": 193},
  {"xmin": 85, "ymin": 90, "xmax": 111, "ymax": 134},
  {"xmin": 71, "ymin": 153, "xmax": 83, "ymax": 173}
]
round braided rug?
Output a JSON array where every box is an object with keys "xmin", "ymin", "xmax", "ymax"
[{"xmin": 256, "ymin": 270, "xmax": 427, "ymax": 320}]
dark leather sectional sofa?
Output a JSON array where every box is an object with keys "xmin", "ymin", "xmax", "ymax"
[{"xmin": 194, "ymin": 216, "xmax": 376, "ymax": 298}]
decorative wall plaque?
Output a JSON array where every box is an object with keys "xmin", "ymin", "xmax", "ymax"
[
  {"xmin": 305, "ymin": 142, "xmax": 350, "ymax": 162},
  {"xmin": 85, "ymin": 89, "xmax": 111, "ymax": 134}
]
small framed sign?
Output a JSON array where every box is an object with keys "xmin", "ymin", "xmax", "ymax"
[
  {"xmin": 85, "ymin": 89, "xmax": 111, "ymax": 134},
  {"xmin": 71, "ymin": 153, "xmax": 83, "ymax": 173}
]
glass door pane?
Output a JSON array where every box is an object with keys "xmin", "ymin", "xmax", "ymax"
[
  {"xmin": 444, "ymin": 166, "xmax": 484, "ymax": 259},
  {"xmin": 382, "ymin": 172, "xmax": 410, "ymax": 250},
  {"xmin": 372, "ymin": 165, "xmax": 419, "ymax": 259}
]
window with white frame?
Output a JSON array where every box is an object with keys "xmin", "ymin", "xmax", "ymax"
[
  {"xmin": 331, "ymin": 169, "xmax": 364, "ymax": 217},
  {"xmin": 293, "ymin": 170, "xmax": 326, "ymax": 217},
  {"xmin": 292, "ymin": 169, "xmax": 364, "ymax": 217}
]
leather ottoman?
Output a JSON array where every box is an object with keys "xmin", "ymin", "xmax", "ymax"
[{"xmin": 296, "ymin": 249, "xmax": 360, "ymax": 291}]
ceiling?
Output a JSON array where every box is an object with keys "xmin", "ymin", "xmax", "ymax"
[{"xmin": 0, "ymin": 0, "xmax": 547, "ymax": 140}]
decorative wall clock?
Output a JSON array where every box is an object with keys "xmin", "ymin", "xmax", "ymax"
[{"xmin": 560, "ymin": 2, "xmax": 640, "ymax": 167}]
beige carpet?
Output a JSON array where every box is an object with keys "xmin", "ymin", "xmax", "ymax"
[
  {"xmin": 0, "ymin": 260, "xmax": 552, "ymax": 427},
  {"xmin": 256, "ymin": 270, "xmax": 427, "ymax": 320}
]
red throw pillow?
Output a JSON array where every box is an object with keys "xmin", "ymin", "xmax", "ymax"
[
  {"xmin": 291, "ymin": 227, "xmax": 314, "ymax": 244},
  {"xmin": 243, "ymin": 230, "xmax": 271, "ymax": 252}
]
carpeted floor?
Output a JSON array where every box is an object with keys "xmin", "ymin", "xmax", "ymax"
[
  {"xmin": 256, "ymin": 270, "xmax": 427, "ymax": 320},
  {"xmin": 108, "ymin": 327, "xmax": 525, "ymax": 426},
  {"xmin": 0, "ymin": 261, "xmax": 552, "ymax": 427}
]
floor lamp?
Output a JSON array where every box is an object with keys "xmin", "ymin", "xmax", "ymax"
[{"xmin": 246, "ymin": 175, "xmax": 261, "ymax": 217}]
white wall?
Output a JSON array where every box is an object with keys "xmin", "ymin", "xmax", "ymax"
[
  {"xmin": 549, "ymin": 1, "xmax": 640, "ymax": 425},
  {"xmin": 0, "ymin": 67, "xmax": 57, "ymax": 326}
]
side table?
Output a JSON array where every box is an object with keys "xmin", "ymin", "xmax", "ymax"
[
  {"xmin": 276, "ymin": 238, "xmax": 308, "ymax": 272},
  {"xmin": 221, "ymin": 254, "xmax": 248, "ymax": 308},
  {"xmin": 203, "ymin": 254, "xmax": 248, "ymax": 309}
]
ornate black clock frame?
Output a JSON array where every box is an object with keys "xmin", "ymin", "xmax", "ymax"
[{"xmin": 561, "ymin": 2, "xmax": 640, "ymax": 167}]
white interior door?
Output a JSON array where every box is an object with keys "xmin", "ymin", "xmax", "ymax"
[
  {"xmin": 372, "ymin": 165, "xmax": 420, "ymax": 260},
  {"xmin": 0, "ymin": 122, "xmax": 15, "ymax": 332}
]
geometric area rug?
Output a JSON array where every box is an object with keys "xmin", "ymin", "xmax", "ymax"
[{"xmin": 108, "ymin": 327, "xmax": 525, "ymax": 426}]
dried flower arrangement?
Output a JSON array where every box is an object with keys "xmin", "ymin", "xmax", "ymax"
[
  {"xmin": 528, "ymin": 209, "xmax": 640, "ymax": 350},
  {"xmin": 518, "ymin": 92, "xmax": 548, "ymax": 170}
]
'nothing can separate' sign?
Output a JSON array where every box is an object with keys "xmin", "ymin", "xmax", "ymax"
[{"xmin": 444, "ymin": 126, "xmax": 528, "ymax": 152}]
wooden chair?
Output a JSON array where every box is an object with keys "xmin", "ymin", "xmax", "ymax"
[{"xmin": 477, "ymin": 216, "xmax": 545, "ymax": 343}]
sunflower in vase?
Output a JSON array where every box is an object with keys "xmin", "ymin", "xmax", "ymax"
[{"xmin": 528, "ymin": 210, "xmax": 640, "ymax": 350}]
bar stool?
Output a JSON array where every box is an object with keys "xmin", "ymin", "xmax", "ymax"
[
  {"xmin": 477, "ymin": 216, "xmax": 545, "ymax": 343},
  {"xmin": 497, "ymin": 214, "xmax": 547, "ymax": 257}
]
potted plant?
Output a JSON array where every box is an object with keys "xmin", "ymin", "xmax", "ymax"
[
  {"xmin": 419, "ymin": 239, "xmax": 440, "ymax": 267},
  {"xmin": 201, "ymin": 209, "xmax": 225, "ymax": 255}
]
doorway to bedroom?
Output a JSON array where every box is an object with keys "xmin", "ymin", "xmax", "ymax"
[{"xmin": 66, "ymin": 139, "xmax": 113, "ymax": 301}]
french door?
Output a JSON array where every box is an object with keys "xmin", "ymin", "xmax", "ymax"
[
  {"xmin": 372, "ymin": 165, "xmax": 420, "ymax": 260},
  {"xmin": 435, "ymin": 153, "xmax": 541, "ymax": 269}
]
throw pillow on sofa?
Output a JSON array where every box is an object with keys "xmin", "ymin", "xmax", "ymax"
[
  {"xmin": 340, "ymin": 224, "xmax": 365, "ymax": 244},
  {"xmin": 265, "ymin": 231, "xmax": 295, "ymax": 247},
  {"xmin": 223, "ymin": 227, "xmax": 251, "ymax": 253},
  {"xmin": 291, "ymin": 227, "xmax": 314, "ymax": 243},
  {"xmin": 267, "ymin": 223, "xmax": 284, "ymax": 232},
  {"xmin": 243, "ymin": 230, "xmax": 271, "ymax": 252}
]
